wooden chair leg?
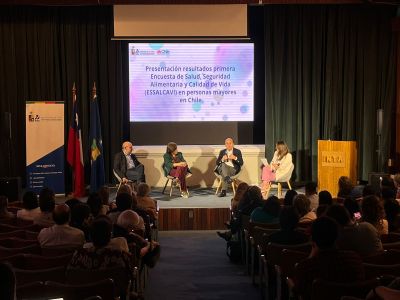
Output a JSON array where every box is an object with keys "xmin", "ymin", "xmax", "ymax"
[
  {"xmin": 278, "ymin": 183, "xmax": 282, "ymax": 198},
  {"xmin": 265, "ymin": 182, "xmax": 272, "ymax": 198},
  {"xmin": 232, "ymin": 180, "xmax": 236, "ymax": 196},
  {"xmin": 162, "ymin": 178, "xmax": 169, "ymax": 195},
  {"xmin": 215, "ymin": 178, "xmax": 222, "ymax": 195},
  {"xmin": 287, "ymin": 181, "xmax": 292, "ymax": 190},
  {"xmin": 116, "ymin": 182, "xmax": 122, "ymax": 193},
  {"xmin": 169, "ymin": 179, "xmax": 174, "ymax": 197}
]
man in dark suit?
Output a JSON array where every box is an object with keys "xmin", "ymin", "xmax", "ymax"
[
  {"xmin": 113, "ymin": 141, "xmax": 145, "ymax": 184},
  {"xmin": 215, "ymin": 138, "xmax": 244, "ymax": 197}
]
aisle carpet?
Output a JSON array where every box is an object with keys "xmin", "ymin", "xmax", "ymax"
[{"xmin": 144, "ymin": 230, "xmax": 260, "ymax": 300}]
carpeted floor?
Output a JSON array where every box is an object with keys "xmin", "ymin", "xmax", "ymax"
[{"xmin": 144, "ymin": 230, "xmax": 260, "ymax": 300}]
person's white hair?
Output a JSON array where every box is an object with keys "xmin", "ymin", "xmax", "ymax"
[{"xmin": 116, "ymin": 210, "xmax": 144, "ymax": 231}]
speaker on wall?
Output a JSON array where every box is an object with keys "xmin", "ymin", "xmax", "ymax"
[{"xmin": 0, "ymin": 177, "xmax": 21, "ymax": 202}]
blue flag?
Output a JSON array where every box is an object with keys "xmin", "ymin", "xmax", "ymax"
[{"xmin": 89, "ymin": 85, "xmax": 105, "ymax": 193}]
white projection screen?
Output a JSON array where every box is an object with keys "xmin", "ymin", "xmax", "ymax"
[{"xmin": 128, "ymin": 43, "xmax": 254, "ymax": 122}]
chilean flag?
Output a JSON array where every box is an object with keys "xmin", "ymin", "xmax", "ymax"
[{"xmin": 67, "ymin": 87, "xmax": 85, "ymax": 197}]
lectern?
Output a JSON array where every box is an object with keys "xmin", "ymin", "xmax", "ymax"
[{"xmin": 317, "ymin": 140, "xmax": 357, "ymax": 197}]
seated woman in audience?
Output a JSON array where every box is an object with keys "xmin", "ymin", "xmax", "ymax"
[
  {"xmin": 163, "ymin": 142, "xmax": 190, "ymax": 198},
  {"xmin": 67, "ymin": 215, "xmax": 135, "ymax": 280},
  {"xmin": 136, "ymin": 183, "xmax": 157, "ymax": 220},
  {"xmin": 250, "ymin": 196, "xmax": 281, "ymax": 224},
  {"xmin": 261, "ymin": 141, "xmax": 293, "ymax": 198},
  {"xmin": 237, "ymin": 185, "xmax": 264, "ymax": 216},
  {"xmin": 217, "ymin": 185, "xmax": 263, "ymax": 241},
  {"xmin": 326, "ymin": 204, "xmax": 382, "ymax": 257},
  {"xmin": 268, "ymin": 206, "xmax": 309, "ymax": 245},
  {"xmin": 283, "ymin": 189, "xmax": 298, "ymax": 206},
  {"xmin": 361, "ymin": 195, "xmax": 388, "ymax": 235},
  {"xmin": 293, "ymin": 194, "xmax": 316, "ymax": 223},
  {"xmin": 231, "ymin": 182, "xmax": 249, "ymax": 213},
  {"xmin": 17, "ymin": 191, "xmax": 40, "ymax": 221},
  {"xmin": 0, "ymin": 196, "xmax": 14, "ymax": 220}
]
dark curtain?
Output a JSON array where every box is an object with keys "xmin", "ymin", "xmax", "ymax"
[
  {"xmin": 264, "ymin": 5, "xmax": 397, "ymax": 181},
  {"xmin": 0, "ymin": 6, "xmax": 126, "ymax": 190}
]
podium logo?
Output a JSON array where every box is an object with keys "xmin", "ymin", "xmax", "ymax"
[{"xmin": 321, "ymin": 151, "xmax": 345, "ymax": 167}]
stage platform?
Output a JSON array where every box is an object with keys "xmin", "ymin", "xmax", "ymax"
[
  {"xmin": 150, "ymin": 187, "xmax": 293, "ymax": 231},
  {"xmin": 56, "ymin": 186, "xmax": 296, "ymax": 231}
]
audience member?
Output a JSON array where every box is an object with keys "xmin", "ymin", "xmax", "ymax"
[
  {"xmin": 363, "ymin": 184, "xmax": 380, "ymax": 198},
  {"xmin": 70, "ymin": 203, "xmax": 91, "ymax": 241},
  {"xmin": 268, "ymin": 206, "xmax": 309, "ymax": 245},
  {"xmin": 64, "ymin": 198, "xmax": 81, "ymax": 210},
  {"xmin": 17, "ymin": 191, "xmax": 40, "ymax": 221},
  {"xmin": 305, "ymin": 182, "xmax": 318, "ymax": 211},
  {"xmin": 0, "ymin": 196, "xmax": 14, "ymax": 220},
  {"xmin": 98, "ymin": 185, "xmax": 110, "ymax": 215},
  {"xmin": 318, "ymin": 190, "xmax": 333, "ymax": 206},
  {"xmin": 217, "ymin": 185, "xmax": 263, "ymax": 241},
  {"xmin": 231, "ymin": 182, "xmax": 249, "ymax": 212},
  {"xmin": 361, "ymin": 195, "xmax": 388, "ymax": 235},
  {"xmin": 250, "ymin": 195, "xmax": 281, "ymax": 224},
  {"xmin": 67, "ymin": 215, "xmax": 135, "ymax": 281},
  {"xmin": 337, "ymin": 176, "xmax": 354, "ymax": 198},
  {"xmin": 114, "ymin": 210, "xmax": 156, "ymax": 257},
  {"xmin": 136, "ymin": 183, "xmax": 157, "ymax": 219},
  {"xmin": 293, "ymin": 194, "xmax": 316, "ymax": 223},
  {"xmin": 316, "ymin": 190, "xmax": 333, "ymax": 217},
  {"xmin": 33, "ymin": 187, "xmax": 55, "ymax": 227},
  {"xmin": 237, "ymin": 185, "xmax": 264, "ymax": 216},
  {"xmin": 343, "ymin": 197, "xmax": 361, "ymax": 221},
  {"xmin": 325, "ymin": 204, "xmax": 382, "ymax": 257},
  {"xmin": 38, "ymin": 204, "xmax": 85, "ymax": 248},
  {"xmin": 107, "ymin": 193, "xmax": 133, "ymax": 224},
  {"xmin": 86, "ymin": 192, "xmax": 103, "ymax": 218},
  {"xmin": 283, "ymin": 189, "xmax": 298, "ymax": 206},
  {"xmin": 83, "ymin": 215, "xmax": 129, "ymax": 253},
  {"xmin": 295, "ymin": 217, "xmax": 365, "ymax": 300}
]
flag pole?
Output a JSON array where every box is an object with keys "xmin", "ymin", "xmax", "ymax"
[{"xmin": 71, "ymin": 83, "xmax": 76, "ymax": 194}]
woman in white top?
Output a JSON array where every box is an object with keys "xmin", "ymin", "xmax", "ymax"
[{"xmin": 261, "ymin": 141, "xmax": 294, "ymax": 197}]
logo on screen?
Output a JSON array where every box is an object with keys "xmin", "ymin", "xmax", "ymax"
[{"xmin": 131, "ymin": 47, "xmax": 169, "ymax": 56}]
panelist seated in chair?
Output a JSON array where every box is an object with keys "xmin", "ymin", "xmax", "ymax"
[
  {"xmin": 261, "ymin": 140, "xmax": 293, "ymax": 197},
  {"xmin": 163, "ymin": 142, "xmax": 190, "ymax": 198},
  {"xmin": 215, "ymin": 137, "xmax": 244, "ymax": 197},
  {"xmin": 113, "ymin": 141, "xmax": 145, "ymax": 184}
]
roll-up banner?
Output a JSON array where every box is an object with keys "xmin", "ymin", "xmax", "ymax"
[{"xmin": 26, "ymin": 102, "xmax": 65, "ymax": 195}]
